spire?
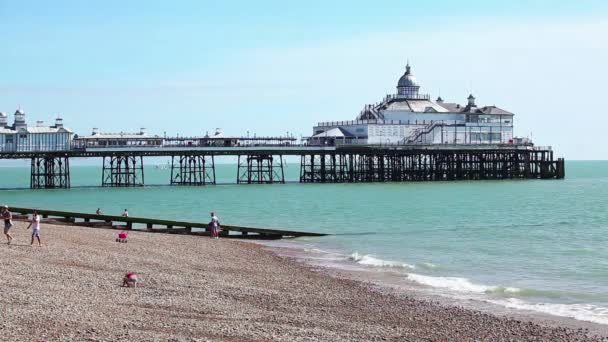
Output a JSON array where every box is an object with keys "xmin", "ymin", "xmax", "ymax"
[{"xmin": 405, "ymin": 60, "xmax": 411, "ymax": 74}]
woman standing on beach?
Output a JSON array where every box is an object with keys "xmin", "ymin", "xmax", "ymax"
[
  {"xmin": 26, "ymin": 210, "xmax": 42, "ymax": 247},
  {"xmin": 2, "ymin": 205, "xmax": 13, "ymax": 245},
  {"xmin": 209, "ymin": 212, "xmax": 220, "ymax": 239}
]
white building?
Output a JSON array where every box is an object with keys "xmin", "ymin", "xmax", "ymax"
[
  {"xmin": 309, "ymin": 63, "xmax": 514, "ymax": 145},
  {"xmin": 0, "ymin": 109, "xmax": 73, "ymax": 152}
]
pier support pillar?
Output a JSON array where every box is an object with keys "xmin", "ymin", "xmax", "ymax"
[
  {"xmin": 102, "ymin": 155, "xmax": 144, "ymax": 187},
  {"xmin": 300, "ymin": 154, "xmax": 356, "ymax": 183},
  {"xmin": 237, "ymin": 154, "xmax": 284, "ymax": 184},
  {"xmin": 30, "ymin": 156, "xmax": 70, "ymax": 189},
  {"xmin": 170, "ymin": 155, "xmax": 216, "ymax": 185}
]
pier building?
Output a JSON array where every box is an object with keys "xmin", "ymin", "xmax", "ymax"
[
  {"xmin": 0, "ymin": 64, "xmax": 564, "ymax": 189},
  {"xmin": 0, "ymin": 109, "xmax": 73, "ymax": 152},
  {"xmin": 309, "ymin": 63, "xmax": 514, "ymax": 146}
]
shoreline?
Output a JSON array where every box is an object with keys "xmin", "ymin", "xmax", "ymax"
[
  {"xmin": 1, "ymin": 222, "xmax": 605, "ymax": 341},
  {"xmin": 259, "ymin": 242, "xmax": 608, "ymax": 336}
]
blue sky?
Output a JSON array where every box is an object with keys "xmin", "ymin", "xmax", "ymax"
[{"xmin": 1, "ymin": 0, "xmax": 607, "ymax": 159}]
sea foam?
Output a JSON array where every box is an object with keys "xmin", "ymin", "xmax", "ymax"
[
  {"xmin": 348, "ymin": 252, "xmax": 415, "ymax": 269},
  {"xmin": 490, "ymin": 298, "xmax": 608, "ymax": 325},
  {"xmin": 407, "ymin": 273, "xmax": 521, "ymax": 294}
]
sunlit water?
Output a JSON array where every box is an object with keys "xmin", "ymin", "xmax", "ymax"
[{"xmin": 1, "ymin": 160, "xmax": 607, "ymax": 324}]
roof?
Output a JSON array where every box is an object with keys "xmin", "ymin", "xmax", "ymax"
[
  {"xmin": 0, "ymin": 126, "xmax": 73, "ymax": 134},
  {"xmin": 22, "ymin": 127, "xmax": 73, "ymax": 134},
  {"xmin": 77, "ymin": 133, "xmax": 161, "ymax": 139},
  {"xmin": 433, "ymin": 102, "xmax": 514, "ymax": 115},
  {"xmin": 311, "ymin": 127, "xmax": 354, "ymax": 138},
  {"xmin": 437, "ymin": 102, "xmax": 462, "ymax": 112},
  {"xmin": 477, "ymin": 106, "xmax": 514, "ymax": 115},
  {"xmin": 383, "ymin": 99, "xmax": 449, "ymax": 113}
]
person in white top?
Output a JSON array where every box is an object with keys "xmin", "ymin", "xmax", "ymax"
[
  {"xmin": 27, "ymin": 210, "xmax": 42, "ymax": 247},
  {"xmin": 122, "ymin": 209, "xmax": 129, "ymax": 217},
  {"xmin": 209, "ymin": 212, "xmax": 220, "ymax": 239}
]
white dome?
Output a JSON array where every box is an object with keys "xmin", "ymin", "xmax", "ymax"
[{"xmin": 397, "ymin": 64, "xmax": 419, "ymax": 88}]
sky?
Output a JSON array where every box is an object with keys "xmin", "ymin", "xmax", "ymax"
[{"xmin": 1, "ymin": 0, "xmax": 607, "ymax": 159}]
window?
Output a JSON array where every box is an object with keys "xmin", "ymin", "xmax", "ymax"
[
  {"xmin": 19, "ymin": 134, "xmax": 27, "ymax": 139},
  {"xmin": 356, "ymin": 128, "xmax": 365, "ymax": 133},
  {"xmin": 471, "ymin": 133, "xmax": 502, "ymax": 141}
]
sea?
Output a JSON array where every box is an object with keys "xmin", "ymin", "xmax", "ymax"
[{"xmin": 1, "ymin": 159, "xmax": 607, "ymax": 325}]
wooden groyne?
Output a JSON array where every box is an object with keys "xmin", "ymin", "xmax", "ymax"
[{"xmin": 9, "ymin": 207, "xmax": 326, "ymax": 239}]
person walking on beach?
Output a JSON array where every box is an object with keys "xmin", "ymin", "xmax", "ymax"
[
  {"xmin": 2, "ymin": 205, "xmax": 13, "ymax": 245},
  {"xmin": 96, "ymin": 208, "xmax": 103, "ymax": 215},
  {"xmin": 122, "ymin": 209, "xmax": 129, "ymax": 217},
  {"xmin": 26, "ymin": 210, "xmax": 42, "ymax": 247},
  {"xmin": 209, "ymin": 212, "xmax": 220, "ymax": 239}
]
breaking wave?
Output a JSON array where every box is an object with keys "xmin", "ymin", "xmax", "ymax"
[
  {"xmin": 406, "ymin": 273, "xmax": 519, "ymax": 294},
  {"xmin": 490, "ymin": 298, "xmax": 608, "ymax": 325},
  {"xmin": 348, "ymin": 252, "xmax": 416, "ymax": 269}
]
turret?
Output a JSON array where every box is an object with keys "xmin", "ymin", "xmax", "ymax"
[
  {"xmin": 467, "ymin": 94, "xmax": 476, "ymax": 107},
  {"xmin": 55, "ymin": 117, "xmax": 64, "ymax": 128},
  {"xmin": 14, "ymin": 109, "xmax": 26, "ymax": 130},
  {"xmin": 0, "ymin": 112, "xmax": 7, "ymax": 127}
]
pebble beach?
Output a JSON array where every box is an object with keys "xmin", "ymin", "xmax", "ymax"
[{"xmin": 0, "ymin": 221, "xmax": 605, "ymax": 341}]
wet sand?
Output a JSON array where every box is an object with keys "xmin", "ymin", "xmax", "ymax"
[{"xmin": 0, "ymin": 222, "xmax": 605, "ymax": 341}]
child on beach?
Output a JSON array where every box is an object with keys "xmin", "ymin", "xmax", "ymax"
[
  {"xmin": 123, "ymin": 272, "xmax": 138, "ymax": 287},
  {"xmin": 26, "ymin": 209, "xmax": 42, "ymax": 247},
  {"xmin": 2, "ymin": 205, "xmax": 13, "ymax": 245}
]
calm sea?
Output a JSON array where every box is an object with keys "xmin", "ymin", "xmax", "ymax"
[{"xmin": 1, "ymin": 160, "xmax": 607, "ymax": 324}]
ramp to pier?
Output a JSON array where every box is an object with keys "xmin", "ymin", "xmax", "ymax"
[{"xmin": 8, "ymin": 207, "xmax": 326, "ymax": 239}]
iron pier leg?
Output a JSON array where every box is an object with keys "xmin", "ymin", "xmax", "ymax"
[
  {"xmin": 30, "ymin": 156, "xmax": 70, "ymax": 189},
  {"xmin": 102, "ymin": 155, "xmax": 145, "ymax": 187},
  {"xmin": 237, "ymin": 154, "xmax": 285, "ymax": 184},
  {"xmin": 170, "ymin": 154, "xmax": 216, "ymax": 185}
]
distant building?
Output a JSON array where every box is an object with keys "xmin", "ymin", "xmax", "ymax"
[
  {"xmin": 72, "ymin": 127, "xmax": 163, "ymax": 148},
  {"xmin": 309, "ymin": 63, "xmax": 514, "ymax": 145},
  {"xmin": 0, "ymin": 109, "xmax": 73, "ymax": 152}
]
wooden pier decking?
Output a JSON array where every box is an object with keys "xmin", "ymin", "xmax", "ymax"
[{"xmin": 8, "ymin": 207, "xmax": 326, "ymax": 239}]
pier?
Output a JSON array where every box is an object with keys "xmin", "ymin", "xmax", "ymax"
[
  {"xmin": 0, "ymin": 142, "xmax": 565, "ymax": 188},
  {"xmin": 9, "ymin": 206, "xmax": 326, "ymax": 239}
]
